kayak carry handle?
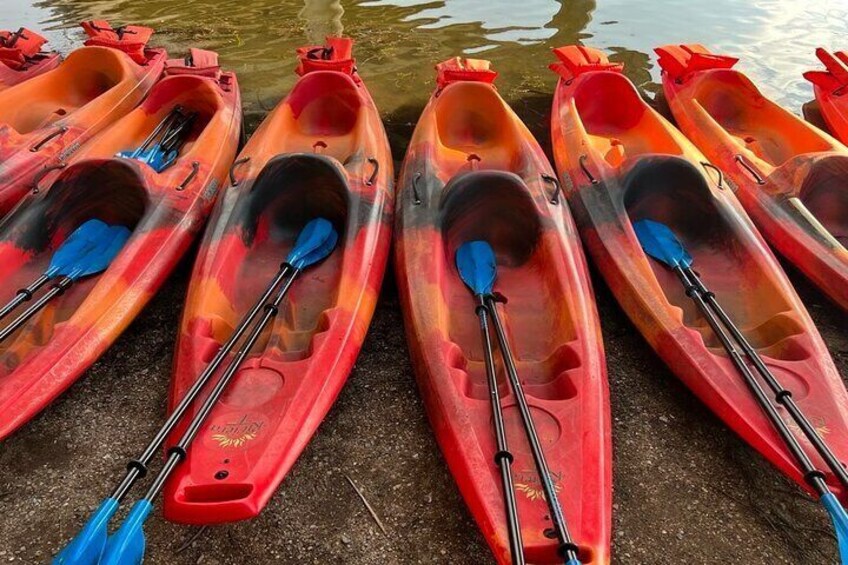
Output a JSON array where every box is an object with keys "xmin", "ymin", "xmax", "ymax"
[
  {"xmin": 30, "ymin": 126, "xmax": 68, "ymax": 153},
  {"xmin": 542, "ymin": 174, "xmax": 561, "ymax": 204}
]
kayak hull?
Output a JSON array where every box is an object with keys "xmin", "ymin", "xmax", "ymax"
[
  {"xmin": 550, "ymin": 46, "xmax": 848, "ymax": 503},
  {"xmin": 0, "ymin": 66, "xmax": 242, "ymax": 439},
  {"xmin": 656, "ymin": 44, "xmax": 848, "ymax": 311},
  {"xmin": 396, "ymin": 59, "xmax": 611, "ymax": 564},
  {"xmin": 162, "ymin": 39, "xmax": 394, "ymax": 525}
]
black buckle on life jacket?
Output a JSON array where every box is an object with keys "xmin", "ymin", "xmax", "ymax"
[{"xmin": 307, "ymin": 46, "xmax": 334, "ymax": 61}]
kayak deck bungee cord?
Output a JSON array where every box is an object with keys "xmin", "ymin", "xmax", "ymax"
[
  {"xmin": 0, "ymin": 47, "xmax": 242, "ymax": 441},
  {"xmin": 549, "ymin": 44, "xmax": 848, "ymax": 505},
  {"xmin": 0, "ymin": 27, "xmax": 61, "ymax": 90},
  {"xmin": 395, "ymin": 56, "xmax": 611, "ymax": 564},
  {"xmin": 656, "ymin": 44, "xmax": 848, "ymax": 311}
]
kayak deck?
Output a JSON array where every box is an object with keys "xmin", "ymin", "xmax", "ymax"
[
  {"xmin": 657, "ymin": 44, "xmax": 848, "ymax": 311},
  {"xmin": 0, "ymin": 63, "xmax": 242, "ymax": 440},
  {"xmin": 396, "ymin": 58, "xmax": 611, "ymax": 564},
  {"xmin": 551, "ymin": 46, "xmax": 848, "ymax": 503},
  {"xmin": 163, "ymin": 38, "xmax": 394, "ymax": 525}
]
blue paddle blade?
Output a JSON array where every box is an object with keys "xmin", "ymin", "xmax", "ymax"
[
  {"xmin": 52, "ymin": 498, "xmax": 119, "ymax": 565},
  {"xmin": 100, "ymin": 500, "xmax": 153, "ymax": 565},
  {"xmin": 46, "ymin": 220, "xmax": 111, "ymax": 278},
  {"xmin": 632, "ymin": 219, "xmax": 693, "ymax": 269},
  {"xmin": 456, "ymin": 240, "xmax": 497, "ymax": 296},
  {"xmin": 821, "ymin": 493, "xmax": 848, "ymax": 564},
  {"xmin": 566, "ymin": 560, "xmax": 582, "ymax": 565},
  {"xmin": 286, "ymin": 218, "xmax": 339, "ymax": 270},
  {"xmin": 117, "ymin": 146, "xmax": 178, "ymax": 173},
  {"xmin": 59, "ymin": 226, "xmax": 131, "ymax": 280}
]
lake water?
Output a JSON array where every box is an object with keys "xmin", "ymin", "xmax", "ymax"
[{"xmin": 4, "ymin": 0, "xmax": 847, "ymax": 139}]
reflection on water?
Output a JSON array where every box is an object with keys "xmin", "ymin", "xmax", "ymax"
[
  {"xmin": 300, "ymin": 0, "xmax": 344, "ymax": 44},
  {"xmin": 5, "ymin": 0, "xmax": 848, "ymax": 130}
]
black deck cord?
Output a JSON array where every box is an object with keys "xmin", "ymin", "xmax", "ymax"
[
  {"xmin": 476, "ymin": 295, "xmax": 526, "ymax": 565},
  {"xmin": 685, "ymin": 267, "xmax": 848, "ymax": 491},
  {"xmin": 674, "ymin": 266, "xmax": 832, "ymax": 499}
]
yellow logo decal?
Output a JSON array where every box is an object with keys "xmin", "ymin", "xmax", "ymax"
[
  {"xmin": 514, "ymin": 470, "xmax": 563, "ymax": 501},
  {"xmin": 208, "ymin": 415, "xmax": 264, "ymax": 448}
]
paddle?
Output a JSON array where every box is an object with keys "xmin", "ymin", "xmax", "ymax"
[
  {"xmin": 634, "ymin": 218, "xmax": 848, "ymax": 564},
  {"xmin": 456, "ymin": 241, "xmax": 526, "ymax": 565},
  {"xmin": 0, "ymin": 220, "xmax": 111, "ymax": 321},
  {"xmin": 0, "ymin": 224, "xmax": 130, "ymax": 344},
  {"xmin": 55, "ymin": 218, "xmax": 338, "ymax": 565},
  {"xmin": 458, "ymin": 240, "xmax": 582, "ymax": 565},
  {"xmin": 118, "ymin": 106, "xmax": 197, "ymax": 173}
]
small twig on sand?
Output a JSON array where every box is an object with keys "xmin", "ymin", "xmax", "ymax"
[
  {"xmin": 345, "ymin": 474, "xmax": 388, "ymax": 535},
  {"xmin": 175, "ymin": 526, "xmax": 208, "ymax": 554}
]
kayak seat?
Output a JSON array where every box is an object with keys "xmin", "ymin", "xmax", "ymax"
[
  {"xmin": 0, "ymin": 160, "xmax": 147, "ymax": 366},
  {"xmin": 688, "ymin": 69, "xmax": 833, "ymax": 166},
  {"xmin": 573, "ymin": 71, "xmax": 684, "ymax": 162},
  {"xmin": 282, "ymin": 71, "xmax": 362, "ymax": 160},
  {"xmin": 622, "ymin": 157, "xmax": 805, "ymax": 358},
  {"xmin": 797, "ymin": 155, "xmax": 848, "ymax": 245},
  {"xmin": 434, "ymin": 82, "xmax": 522, "ymax": 171},
  {"xmin": 439, "ymin": 171, "xmax": 584, "ymax": 402},
  {"xmin": 204, "ymin": 155, "xmax": 348, "ymax": 362},
  {"xmin": 0, "ymin": 46, "xmax": 130, "ymax": 135}
]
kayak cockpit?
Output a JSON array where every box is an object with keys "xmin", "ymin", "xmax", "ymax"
[
  {"xmin": 0, "ymin": 160, "xmax": 147, "ymax": 371},
  {"xmin": 572, "ymin": 71, "xmax": 685, "ymax": 164},
  {"xmin": 440, "ymin": 170, "xmax": 582, "ymax": 402},
  {"xmin": 0, "ymin": 46, "xmax": 129, "ymax": 136},
  {"xmin": 689, "ymin": 70, "xmax": 834, "ymax": 166},
  {"xmin": 190, "ymin": 154, "xmax": 348, "ymax": 362},
  {"xmin": 621, "ymin": 157, "xmax": 809, "ymax": 360}
]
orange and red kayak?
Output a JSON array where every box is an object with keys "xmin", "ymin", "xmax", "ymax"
[
  {"xmin": 395, "ymin": 57, "xmax": 611, "ymax": 564},
  {"xmin": 0, "ymin": 27, "xmax": 60, "ymax": 90},
  {"xmin": 656, "ymin": 44, "xmax": 848, "ymax": 311},
  {"xmin": 550, "ymin": 45, "xmax": 848, "ymax": 502},
  {"xmin": 0, "ymin": 49, "xmax": 242, "ymax": 440},
  {"xmin": 0, "ymin": 21, "xmax": 167, "ymax": 216},
  {"xmin": 804, "ymin": 48, "xmax": 848, "ymax": 144},
  {"xmin": 162, "ymin": 38, "xmax": 393, "ymax": 524}
]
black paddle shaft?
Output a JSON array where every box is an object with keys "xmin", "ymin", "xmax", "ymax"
[
  {"xmin": 0, "ymin": 274, "xmax": 50, "ymax": 321},
  {"xmin": 476, "ymin": 295, "xmax": 526, "ymax": 565},
  {"xmin": 142, "ymin": 267, "xmax": 300, "ymax": 503},
  {"xmin": 486, "ymin": 296, "xmax": 580, "ymax": 563},
  {"xmin": 0, "ymin": 277, "xmax": 73, "ymax": 343},
  {"xmin": 110, "ymin": 264, "xmax": 293, "ymax": 502},
  {"xmin": 674, "ymin": 266, "xmax": 832, "ymax": 498},
  {"xmin": 685, "ymin": 268, "xmax": 848, "ymax": 491}
]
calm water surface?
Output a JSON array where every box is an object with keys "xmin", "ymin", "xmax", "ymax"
[{"xmin": 3, "ymin": 0, "xmax": 847, "ymax": 134}]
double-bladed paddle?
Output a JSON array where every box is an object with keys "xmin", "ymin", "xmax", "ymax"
[{"xmin": 634, "ymin": 218, "xmax": 848, "ymax": 564}]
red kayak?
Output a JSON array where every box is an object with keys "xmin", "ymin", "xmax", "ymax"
[
  {"xmin": 656, "ymin": 44, "xmax": 848, "ymax": 311},
  {"xmin": 0, "ymin": 27, "xmax": 60, "ymax": 90},
  {"xmin": 805, "ymin": 48, "xmax": 848, "ymax": 144},
  {"xmin": 550, "ymin": 45, "xmax": 848, "ymax": 502},
  {"xmin": 0, "ymin": 21, "xmax": 166, "ymax": 216},
  {"xmin": 163, "ymin": 38, "xmax": 394, "ymax": 524},
  {"xmin": 0, "ymin": 49, "xmax": 242, "ymax": 440},
  {"xmin": 395, "ymin": 57, "xmax": 611, "ymax": 564}
]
